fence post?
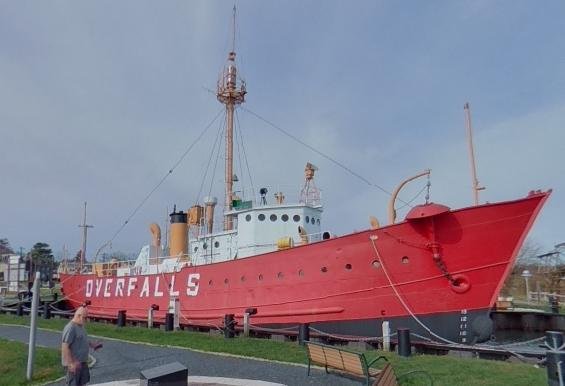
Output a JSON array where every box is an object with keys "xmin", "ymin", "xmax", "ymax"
[
  {"xmin": 382, "ymin": 321, "xmax": 390, "ymax": 351},
  {"xmin": 298, "ymin": 323, "xmax": 310, "ymax": 345},
  {"xmin": 397, "ymin": 328, "xmax": 411, "ymax": 357},
  {"xmin": 545, "ymin": 331, "xmax": 565, "ymax": 386}
]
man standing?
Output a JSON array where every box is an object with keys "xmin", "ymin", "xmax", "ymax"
[{"xmin": 61, "ymin": 306, "xmax": 101, "ymax": 386}]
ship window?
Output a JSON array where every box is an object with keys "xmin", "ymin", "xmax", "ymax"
[
  {"xmin": 208, "ymin": 280, "xmax": 213, "ymax": 286},
  {"xmin": 203, "ymin": 243, "xmax": 208, "ymax": 250},
  {"xmin": 282, "ymin": 214, "xmax": 289, "ymax": 222},
  {"xmin": 311, "ymin": 217, "xmax": 315, "ymax": 225},
  {"xmin": 305, "ymin": 216, "xmax": 310, "ymax": 223},
  {"xmin": 401, "ymin": 256, "xmax": 410, "ymax": 264},
  {"xmin": 245, "ymin": 214, "xmax": 251, "ymax": 222},
  {"xmin": 258, "ymin": 274, "xmax": 264, "ymax": 281},
  {"xmin": 345, "ymin": 264, "xmax": 352, "ymax": 270},
  {"xmin": 240, "ymin": 275, "xmax": 246, "ymax": 282},
  {"xmin": 372, "ymin": 260, "xmax": 381, "ymax": 269},
  {"xmin": 293, "ymin": 215, "xmax": 300, "ymax": 222},
  {"xmin": 224, "ymin": 278, "xmax": 229, "ymax": 285},
  {"xmin": 298, "ymin": 269, "xmax": 304, "ymax": 277},
  {"xmin": 194, "ymin": 246, "xmax": 198, "ymax": 252},
  {"xmin": 320, "ymin": 266, "xmax": 328, "ymax": 273},
  {"xmin": 258, "ymin": 214, "xmax": 266, "ymax": 221},
  {"xmin": 214, "ymin": 241, "xmax": 220, "ymax": 248},
  {"xmin": 277, "ymin": 272, "xmax": 284, "ymax": 279},
  {"xmin": 270, "ymin": 214, "xmax": 277, "ymax": 222}
]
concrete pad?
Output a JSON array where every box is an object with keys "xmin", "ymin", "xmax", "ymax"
[{"xmin": 92, "ymin": 376, "xmax": 286, "ymax": 386}]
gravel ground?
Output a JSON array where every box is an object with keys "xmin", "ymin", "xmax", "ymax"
[{"xmin": 0, "ymin": 324, "xmax": 361, "ymax": 386}]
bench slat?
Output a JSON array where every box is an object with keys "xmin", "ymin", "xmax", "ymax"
[{"xmin": 374, "ymin": 364, "xmax": 397, "ymax": 386}]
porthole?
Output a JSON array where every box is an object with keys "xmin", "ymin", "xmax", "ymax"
[
  {"xmin": 277, "ymin": 272, "xmax": 284, "ymax": 279},
  {"xmin": 305, "ymin": 216, "xmax": 310, "ymax": 223},
  {"xmin": 401, "ymin": 256, "xmax": 409, "ymax": 264},
  {"xmin": 194, "ymin": 246, "xmax": 198, "ymax": 252},
  {"xmin": 245, "ymin": 214, "xmax": 251, "ymax": 222},
  {"xmin": 372, "ymin": 260, "xmax": 381, "ymax": 269},
  {"xmin": 320, "ymin": 266, "xmax": 328, "ymax": 273},
  {"xmin": 311, "ymin": 217, "xmax": 315, "ymax": 225},
  {"xmin": 258, "ymin": 214, "xmax": 266, "ymax": 221},
  {"xmin": 298, "ymin": 269, "xmax": 304, "ymax": 277},
  {"xmin": 240, "ymin": 276, "xmax": 246, "ymax": 282},
  {"xmin": 203, "ymin": 243, "xmax": 208, "ymax": 250},
  {"xmin": 282, "ymin": 214, "xmax": 289, "ymax": 222},
  {"xmin": 293, "ymin": 215, "xmax": 300, "ymax": 222},
  {"xmin": 258, "ymin": 274, "xmax": 264, "ymax": 281},
  {"xmin": 224, "ymin": 278, "xmax": 229, "ymax": 285},
  {"xmin": 270, "ymin": 214, "xmax": 277, "ymax": 222},
  {"xmin": 214, "ymin": 241, "xmax": 219, "ymax": 248},
  {"xmin": 208, "ymin": 280, "xmax": 213, "ymax": 286},
  {"xmin": 345, "ymin": 264, "xmax": 352, "ymax": 270}
]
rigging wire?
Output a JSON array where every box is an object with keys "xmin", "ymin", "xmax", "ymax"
[
  {"xmin": 235, "ymin": 108, "xmax": 255, "ymax": 200},
  {"xmin": 242, "ymin": 106, "xmax": 410, "ymax": 205},
  {"xmin": 207, "ymin": 120, "xmax": 226, "ymax": 199},
  {"xmin": 395, "ymin": 182, "xmax": 428, "ymax": 211},
  {"xmin": 194, "ymin": 111, "xmax": 226, "ymax": 204},
  {"xmin": 234, "ymin": 113, "xmax": 245, "ymax": 195},
  {"xmin": 95, "ymin": 108, "xmax": 225, "ymax": 258}
]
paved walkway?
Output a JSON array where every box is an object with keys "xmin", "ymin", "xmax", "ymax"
[{"xmin": 0, "ymin": 325, "xmax": 360, "ymax": 386}]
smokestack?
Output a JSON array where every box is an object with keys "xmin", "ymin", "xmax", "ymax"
[{"xmin": 169, "ymin": 208, "xmax": 188, "ymax": 257}]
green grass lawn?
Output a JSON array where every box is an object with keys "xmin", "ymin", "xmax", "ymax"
[
  {"xmin": 0, "ymin": 313, "xmax": 547, "ymax": 385},
  {"xmin": 0, "ymin": 337, "xmax": 64, "ymax": 386}
]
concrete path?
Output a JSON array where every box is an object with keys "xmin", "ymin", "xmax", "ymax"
[{"xmin": 0, "ymin": 325, "xmax": 360, "ymax": 386}]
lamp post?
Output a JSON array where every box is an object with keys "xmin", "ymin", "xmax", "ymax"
[{"xmin": 521, "ymin": 270, "xmax": 533, "ymax": 302}]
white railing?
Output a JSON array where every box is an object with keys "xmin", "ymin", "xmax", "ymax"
[
  {"xmin": 58, "ymin": 254, "xmax": 190, "ymax": 277},
  {"xmin": 528, "ymin": 292, "xmax": 565, "ymax": 302}
]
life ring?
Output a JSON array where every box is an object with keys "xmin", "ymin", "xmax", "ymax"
[{"xmin": 450, "ymin": 274, "xmax": 471, "ymax": 294}]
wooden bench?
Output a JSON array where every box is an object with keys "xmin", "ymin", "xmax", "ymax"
[
  {"xmin": 372, "ymin": 363, "xmax": 433, "ymax": 386},
  {"xmin": 305, "ymin": 341, "xmax": 389, "ymax": 386}
]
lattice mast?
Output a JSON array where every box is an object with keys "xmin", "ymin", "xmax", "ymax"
[{"xmin": 217, "ymin": 6, "xmax": 246, "ymax": 231}]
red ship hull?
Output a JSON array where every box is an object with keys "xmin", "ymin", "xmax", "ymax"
[{"xmin": 60, "ymin": 191, "xmax": 550, "ymax": 343}]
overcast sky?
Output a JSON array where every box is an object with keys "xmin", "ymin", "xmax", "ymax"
[{"xmin": 1, "ymin": 1, "xmax": 563, "ymax": 259}]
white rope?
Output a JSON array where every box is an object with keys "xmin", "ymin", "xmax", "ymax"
[
  {"xmin": 247, "ymin": 324, "xmax": 298, "ymax": 333},
  {"xmin": 369, "ymin": 235, "xmax": 458, "ymax": 345},
  {"xmin": 308, "ymin": 326, "xmax": 381, "ymax": 342}
]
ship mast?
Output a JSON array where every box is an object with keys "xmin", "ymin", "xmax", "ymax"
[
  {"xmin": 217, "ymin": 6, "xmax": 246, "ymax": 231},
  {"xmin": 464, "ymin": 102, "xmax": 485, "ymax": 205},
  {"xmin": 78, "ymin": 201, "xmax": 93, "ymax": 270}
]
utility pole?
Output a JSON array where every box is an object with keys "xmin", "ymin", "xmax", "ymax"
[{"xmin": 78, "ymin": 202, "xmax": 94, "ymax": 271}]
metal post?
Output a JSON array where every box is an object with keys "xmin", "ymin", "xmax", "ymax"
[
  {"xmin": 148, "ymin": 307, "xmax": 154, "ymax": 328},
  {"xmin": 42, "ymin": 302, "xmax": 51, "ymax": 319},
  {"xmin": 382, "ymin": 321, "xmax": 390, "ymax": 351},
  {"xmin": 243, "ymin": 312, "xmax": 250, "ymax": 337},
  {"xmin": 224, "ymin": 314, "xmax": 235, "ymax": 338},
  {"xmin": 165, "ymin": 313, "xmax": 174, "ymax": 331},
  {"xmin": 545, "ymin": 331, "xmax": 565, "ymax": 386},
  {"xmin": 298, "ymin": 323, "xmax": 310, "ymax": 345},
  {"xmin": 397, "ymin": 328, "xmax": 411, "ymax": 357},
  {"xmin": 117, "ymin": 310, "xmax": 126, "ymax": 327},
  {"xmin": 26, "ymin": 272, "xmax": 40, "ymax": 381}
]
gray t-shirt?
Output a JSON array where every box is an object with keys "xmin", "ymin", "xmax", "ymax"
[{"xmin": 61, "ymin": 321, "xmax": 89, "ymax": 365}]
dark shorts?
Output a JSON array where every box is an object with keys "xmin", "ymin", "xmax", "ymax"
[{"xmin": 65, "ymin": 362, "xmax": 90, "ymax": 386}]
